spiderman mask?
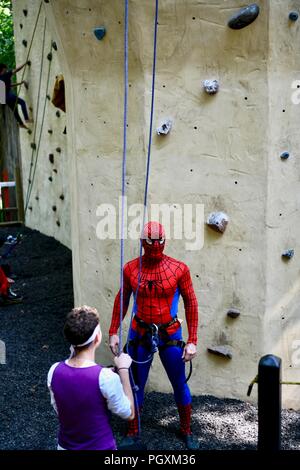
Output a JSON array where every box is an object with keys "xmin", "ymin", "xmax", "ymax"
[{"xmin": 142, "ymin": 221, "xmax": 165, "ymax": 261}]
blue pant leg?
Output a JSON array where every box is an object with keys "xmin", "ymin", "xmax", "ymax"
[
  {"xmin": 159, "ymin": 331, "xmax": 192, "ymax": 406},
  {"xmin": 127, "ymin": 330, "xmax": 153, "ymax": 407},
  {"xmin": 18, "ymin": 96, "xmax": 29, "ymax": 121}
]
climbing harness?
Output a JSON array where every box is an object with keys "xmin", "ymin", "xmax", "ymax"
[{"xmin": 0, "ymin": 234, "xmax": 24, "ymax": 260}]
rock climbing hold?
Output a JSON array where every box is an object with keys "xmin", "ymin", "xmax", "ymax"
[
  {"xmin": 207, "ymin": 345, "xmax": 232, "ymax": 359},
  {"xmin": 203, "ymin": 79, "xmax": 219, "ymax": 95},
  {"xmin": 47, "ymin": 52, "xmax": 53, "ymax": 61},
  {"xmin": 52, "ymin": 205, "xmax": 57, "ymax": 212},
  {"xmin": 46, "ymin": 95, "xmax": 51, "ymax": 100},
  {"xmin": 27, "ymin": 129, "xmax": 32, "ymax": 135},
  {"xmin": 56, "ymin": 220, "xmax": 61, "ymax": 227},
  {"xmin": 27, "ymin": 60, "xmax": 31, "ymax": 67},
  {"xmin": 289, "ymin": 11, "xmax": 299, "ymax": 22},
  {"xmin": 20, "ymin": 23, "xmax": 23, "ymax": 29},
  {"xmin": 282, "ymin": 249, "xmax": 294, "ymax": 260},
  {"xmin": 228, "ymin": 3, "xmax": 260, "ymax": 30},
  {"xmin": 30, "ymin": 143, "xmax": 36, "ymax": 150},
  {"xmin": 56, "ymin": 110, "xmax": 60, "ymax": 118},
  {"xmin": 48, "ymin": 176, "xmax": 53, "ymax": 182},
  {"xmin": 23, "ymin": 9, "xmax": 28, "ymax": 17},
  {"xmin": 59, "ymin": 194, "xmax": 65, "ymax": 201},
  {"xmin": 52, "ymin": 41, "xmax": 57, "ymax": 51},
  {"xmin": 48, "ymin": 129, "xmax": 53, "ymax": 134},
  {"xmin": 49, "ymin": 154, "xmax": 54, "ymax": 164},
  {"xmin": 280, "ymin": 151, "xmax": 289, "ymax": 160},
  {"xmin": 94, "ymin": 27, "xmax": 106, "ymax": 40},
  {"xmin": 53, "ymin": 169, "xmax": 58, "ymax": 174},
  {"xmin": 28, "ymin": 206, "xmax": 32, "ymax": 211},
  {"xmin": 207, "ymin": 212, "xmax": 229, "ymax": 234},
  {"xmin": 35, "ymin": 196, "xmax": 39, "ymax": 201},
  {"xmin": 22, "ymin": 39, "xmax": 28, "ymax": 48},
  {"xmin": 44, "ymin": 0, "xmax": 50, "ymax": 3},
  {"xmin": 227, "ymin": 308, "xmax": 241, "ymax": 319},
  {"xmin": 156, "ymin": 119, "xmax": 172, "ymax": 136},
  {"xmin": 56, "ymin": 147, "xmax": 61, "ymax": 153}
]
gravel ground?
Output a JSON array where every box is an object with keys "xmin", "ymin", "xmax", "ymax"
[{"xmin": 0, "ymin": 226, "xmax": 300, "ymax": 450}]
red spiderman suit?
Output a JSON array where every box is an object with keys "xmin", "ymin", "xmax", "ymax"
[{"xmin": 109, "ymin": 221, "xmax": 199, "ymax": 449}]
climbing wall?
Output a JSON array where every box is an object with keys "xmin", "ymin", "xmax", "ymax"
[
  {"xmin": 12, "ymin": 0, "xmax": 70, "ymax": 248},
  {"xmin": 12, "ymin": 0, "xmax": 300, "ymax": 409}
]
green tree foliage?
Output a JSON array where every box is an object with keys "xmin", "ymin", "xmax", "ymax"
[{"xmin": 0, "ymin": 1, "xmax": 15, "ymax": 69}]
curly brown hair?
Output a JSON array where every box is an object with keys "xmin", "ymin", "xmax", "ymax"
[{"xmin": 64, "ymin": 305, "xmax": 100, "ymax": 348}]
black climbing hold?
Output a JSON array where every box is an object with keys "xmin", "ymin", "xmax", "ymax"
[
  {"xmin": 46, "ymin": 95, "xmax": 51, "ymax": 100},
  {"xmin": 227, "ymin": 308, "xmax": 241, "ymax": 319},
  {"xmin": 280, "ymin": 151, "xmax": 289, "ymax": 160},
  {"xmin": 35, "ymin": 196, "xmax": 39, "ymax": 201},
  {"xmin": 52, "ymin": 41, "xmax": 57, "ymax": 51},
  {"xmin": 207, "ymin": 345, "xmax": 232, "ymax": 359},
  {"xmin": 27, "ymin": 60, "xmax": 31, "ymax": 67},
  {"xmin": 53, "ymin": 169, "xmax": 58, "ymax": 174},
  {"xmin": 48, "ymin": 176, "xmax": 53, "ymax": 182},
  {"xmin": 56, "ymin": 110, "xmax": 61, "ymax": 118},
  {"xmin": 28, "ymin": 206, "xmax": 32, "ymax": 211},
  {"xmin": 28, "ymin": 179, "xmax": 32, "ymax": 184},
  {"xmin": 289, "ymin": 11, "xmax": 299, "ymax": 22},
  {"xmin": 63, "ymin": 126, "xmax": 67, "ymax": 135},
  {"xmin": 20, "ymin": 24, "xmax": 23, "ymax": 29},
  {"xmin": 282, "ymin": 249, "xmax": 294, "ymax": 260},
  {"xmin": 47, "ymin": 52, "xmax": 53, "ymax": 61},
  {"xmin": 22, "ymin": 39, "xmax": 28, "ymax": 48},
  {"xmin": 56, "ymin": 147, "xmax": 61, "ymax": 153},
  {"xmin": 44, "ymin": 0, "xmax": 50, "ymax": 3},
  {"xmin": 27, "ymin": 129, "xmax": 32, "ymax": 135},
  {"xmin": 23, "ymin": 9, "xmax": 28, "ymax": 17},
  {"xmin": 228, "ymin": 3, "xmax": 260, "ymax": 30},
  {"xmin": 56, "ymin": 220, "xmax": 61, "ymax": 227},
  {"xmin": 30, "ymin": 143, "xmax": 36, "ymax": 150},
  {"xmin": 49, "ymin": 154, "xmax": 54, "ymax": 164},
  {"xmin": 52, "ymin": 205, "xmax": 57, "ymax": 212},
  {"xmin": 94, "ymin": 27, "xmax": 106, "ymax": 40},
  {"xmin": 48, "ymin": 129, "xmax": 53, "ymax": 134},
  {"xmin": 59, "ymin": 194, "xmax": 65, "ymax": 201}
]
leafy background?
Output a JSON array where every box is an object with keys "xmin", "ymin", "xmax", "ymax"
[{"xmin": 0, "ymin": 1, "xmax": 15, "ymax": 70}]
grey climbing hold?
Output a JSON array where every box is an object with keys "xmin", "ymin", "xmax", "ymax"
[
  {"xmin": 207, "ymin": 212, "xmax": 229, "ymax": 234},
  {"xmin": 56, "ymin": 147, "xmax": 61, "ymax": 153},
  {"xmin": 22, "ymin": 39, "xmax": 28, "ymax": 48},
  {"xmin": 227, "ymin": 308, "xmax": 241, "ymax": 319},
  {"xmin": 228, "ymin": 3, "xmax": 260, "ymax": 30},
  {"xmin": 203, "ymin": 79, "xmax": 219, "ymax": 95},
  {"xmin": 94, "ymin": 27, "xmax": 106, "ymax": 40},
  {"xmin": 207, "ymin": 345, "xmax": 232, "ymax": 359},
  {"xmin": 282, "ymin": 249, "xmax": 294, "ymax": 260},
  {"xmin": 52, "ymin": 41, "xmax": 57, "ymax": 51},
  {"xmin": 49, "ymin": 154, "xmax": 54, "ymax": 164},
  {"xmin": 47, "ymin": 52, "xmax": 53, "ymax": 61},
  {"xmin": 289, "ymin": 11, "xmax": 299, "ymax": 22},
  {"xmin": 156, "ymin": 119, "xmax": 172, "ymax": 136},
  {"xmin": 30, "ymin": 143, "xmax": 36, "ymax": 150},
  {"xmin": 280, "ymin": 151, "xmax": 289, "ymax": 160}
]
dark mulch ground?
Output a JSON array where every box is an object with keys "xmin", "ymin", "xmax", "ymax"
[{"xmin": 0, "ymin": 226, "xmax": 300, "ymax": 450}]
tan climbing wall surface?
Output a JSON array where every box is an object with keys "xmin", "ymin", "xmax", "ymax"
[{"xmin": 12, "ymin": 0, "xmax": 300, "ymax": 409}]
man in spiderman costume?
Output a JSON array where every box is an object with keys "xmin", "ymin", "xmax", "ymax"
[{"xmin": 109, "ymin": 221, "xmax": 199, "ymax": 450}]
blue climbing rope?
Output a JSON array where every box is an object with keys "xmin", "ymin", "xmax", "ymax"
[
  {"xmin": 125, "ymin": 0, "xmax": 159, "ymax": 362},
  {"xmin": 118, "ymin": 0, "xmax": 129, "ymax": 355}
]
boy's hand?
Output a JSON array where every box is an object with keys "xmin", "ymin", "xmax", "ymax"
[
  {"xmin": 182, "ymin": 343, "xmax": 197, "ymax": 362},
  {"xmin": 114, "ymin": 353, "xmax": 132, "ymax": 370}
]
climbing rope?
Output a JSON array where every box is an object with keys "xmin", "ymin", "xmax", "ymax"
[
  {"xmin": 247, "ymin": 375, "xmax": 300, "ymax": 397},
  {"xmin": 124, "ymin": 0, "xmax": 159, "ymax": 365},
  {"xmin": 12, "ymin": 1, "xmax": 43, "ymax": 116},
  {"xmin": 25, "ymin": 37, "xmax": 53, "ymax": 214},
  {"xmin": 24, "ymin": 17, "xmax": 47, "ymax": 210}
]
